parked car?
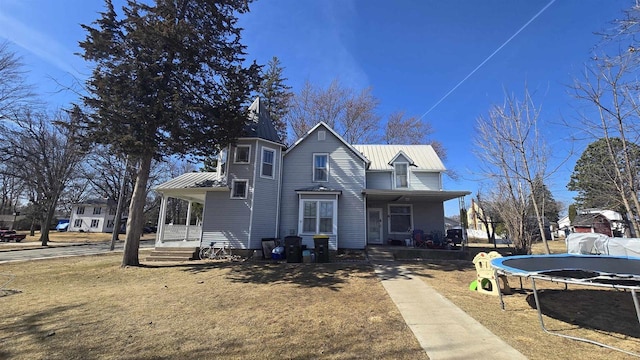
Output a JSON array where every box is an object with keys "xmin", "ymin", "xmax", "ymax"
[{"xmin": 0, "ymin": 229, "xmax": 27, "ymax": 242}]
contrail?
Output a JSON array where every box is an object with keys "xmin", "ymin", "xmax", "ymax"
[{"xmin": 418, "ymin": 0, "xmax": 557, "ymax": 120}]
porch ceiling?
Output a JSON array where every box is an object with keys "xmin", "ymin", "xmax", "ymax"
[
  {"xmin": 160, "ymin": 188, "xmax": 228, "ymax": 204},
  {"xmin": 362, "ymin": 189, "xmax": 470, "ymax": 202}
]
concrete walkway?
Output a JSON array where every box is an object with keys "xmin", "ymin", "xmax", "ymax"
[{"xmin": 373, "ymin": 262, "xmax": 527, "ymax": 360}]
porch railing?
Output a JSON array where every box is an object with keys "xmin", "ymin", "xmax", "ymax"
[{"xmin": 161, "ymin": 224, "xmax": 202, "ymax": 241}]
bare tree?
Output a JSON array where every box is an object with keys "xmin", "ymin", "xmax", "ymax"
[
  {"xmin": 0, "ymin": 109, "xmax": 85, "ymax": 245},
  {"xmin": 474, "ymin": 89, "xmax": 552, "ymax": 254},
  {"xmin": 286, "ymin": 79, "xmax": 380, "ymax": 144},
  {"xmin": 383, "ymin": 110, "xmax": 446, "ymax": 159},
  {"xmin": 570, "ymin": 47, "xmax": 640, "ymax": 237},
  {"xmin": 0, "ymin": 41, "xmax": 34, "ymax": 116}
]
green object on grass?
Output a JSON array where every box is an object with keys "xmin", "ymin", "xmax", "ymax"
[{"xmin": 469, "ymin": 279, "xmax": 478, "ymax": 291}]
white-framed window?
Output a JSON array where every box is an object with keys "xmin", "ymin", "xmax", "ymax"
[
  {"xmin": 299, "ymin": 199, "xmax": 336, "ymax": 234},
  {"xmin": 394, "ymin": 163, "xmax": 409, "ymax": 188},
  {"xmin": 90, "ymin": 219, "xmax": 100, "ymax": 228},
  {"xmin": 76, "ymin": 206, "xmax": 85, "ymax": 215},
  {"xmin": 106, "ymin": 220, "xmax": 114, "ymax": 228},
  {"xmin": 234, "ymin": 145, "xmax": 251, "ymax": 164},
  {"xmin": 93, "ymin": 207, "xmax": 102, "ymax": 215},
  {"xmin": 109, "ymin": 208, "xmax": 116, "ymax": 215},
  {"xmin": 261, "ymin": 147, "xmax": 275, "ymax": 179},
  {"xmin": 313, "ymin": 153, "xmax": 329, "ymax": 182},
  {"xmin": 74, "ymin": 219, "xmax": 82, "ymax": 227},
  {"xmin": 388, "ymin": 204, "xmax": 412, "ymax": 234},
  {"xmin": 231, "ymin": 179, "xmax": 248, "ymax": 199}
]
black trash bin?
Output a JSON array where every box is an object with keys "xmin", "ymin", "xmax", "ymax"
[
  {"xmin": 313, "ymin": 234, "xmax": 330, "ymax": 263},
  {"xmin": 284, "ymin": 236, "xmax": 302, "ymax": 263}
]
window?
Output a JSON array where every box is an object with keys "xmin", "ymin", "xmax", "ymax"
[
  {"xmin": 90, "ymin": 219, "xmax": 99, "ymax": 228},
  {"xmin": 76, "ymin": 206, "xmax": 85, "ymax": 215},
  {"xmin": 231, "ymin": 179, "xmax": 248, "ymax": 199},
  {"xmin": 394, "ymin": 163, "xmax": 408, "ymax": 188},
  {"xmin": 313, "ymin": 154, "xmax": 329, "ymax": 182},
  {"xmin": 300, "ymin": 200, "xmax": 336, "ymax": 234},
  {"xmin": 107, "ymin": 220, "xmax": 114, "ymax": 228},
  {"xmin": 234, "ymin": 145, "xmax": 251, "ymax": 163},
  {"xmin": 93, "ymin": 207, "xmax": 102, "ymax": 215},
  {"xmin": 261, "ymin": 147, "xmax": 275, "ymax": 178},
  {"xmin": 74, "ymin": 219, "xmax": 82, "ymax": 227},
  {"xmin": 389, "ymin": 205, "xmax": 412, "ymax": 233},
  {"xmin": 109, "ymin": 208, "xmax": 116, "ymax": 215}
]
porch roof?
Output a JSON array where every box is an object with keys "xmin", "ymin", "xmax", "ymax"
[
  {"xmin": 155, "ymin": 172, "xmax": 228, "ymax": 203},
  {"xmin": 362, "ymin": 189, "xmax": 470, "ymax": 202}
]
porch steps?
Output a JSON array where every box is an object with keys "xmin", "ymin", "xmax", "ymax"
[
  {"xmin": 366, "ymin": 246, "xmax": 396, "ymax": 261},
  {"xmin": 146, "ymin": 247, "xmax": 198, "ymax": 262}
]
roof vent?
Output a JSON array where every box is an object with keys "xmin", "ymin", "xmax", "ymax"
[{"xmin": 318, "ymin": 130, "xmax": 326, "ymax": 141}]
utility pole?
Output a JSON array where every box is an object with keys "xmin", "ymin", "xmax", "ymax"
[{"xmin": 110, "ymin": 156, "xmax": 129, "ymax": 251}]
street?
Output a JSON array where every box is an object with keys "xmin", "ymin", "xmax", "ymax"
[{"xmin": 0, "ymin": 240, "xmax": 155, "ymax": 264}]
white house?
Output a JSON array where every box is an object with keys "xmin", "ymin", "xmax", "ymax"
[{"xmin": 68, "ymin": 198, "xmax": 121, "ymax": 233}]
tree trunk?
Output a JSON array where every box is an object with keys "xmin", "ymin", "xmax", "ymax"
[
  {"xmin": 122, "ymin": 154, "xmax": 152, "ymax": 267},
  {"xmin": 29, "ymin": 219, "xmax": 35, "ymax": 237},
  {"xmin": 39, "ymin": 200, "xmax": 57, "ymax": 246}
]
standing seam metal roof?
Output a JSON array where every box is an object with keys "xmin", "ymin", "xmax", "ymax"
[
  {"xmin": 155, "ymin": 172, "xmax": 225, "ymax": 190},
  {"xmin": 352, "ymin": 145, "xmax": 446, "ymax": 171}
]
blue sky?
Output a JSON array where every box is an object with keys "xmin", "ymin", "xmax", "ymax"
[{"xmin": 0, "ymin": 0, "xmax": 632, "ymax": 216}]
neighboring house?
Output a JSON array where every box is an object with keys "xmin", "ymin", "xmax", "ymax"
[
  {"xmin": 68, "ymin": 198, "xmax": 120, "ymax": 233},
  {"xmin": 154, "ymin": 97, "xmax": 470, "ymax": 250},
  {"xmin": 571, "ymin": 209, "xmax": 625, "ymax": 237},
  {"xmin": 466, "ymin": 199, "xmax": 494, "ymax": 235}
]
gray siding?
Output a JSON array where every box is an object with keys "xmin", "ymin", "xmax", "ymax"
[
  {"xmin": 365, "ymin": 171, "xmax": 440, "ymax": 190},
  {"xmin": 201, "ymin": 190, "xmax": 251, "ymax": 248},
  {"xmin": 280, "ymin": 125, "xmax": 366, "ymax": 249},
  {"xmin": 201, "ymin": 139, "xmax": 256, "ymax": 249},
  {"xmin": 366, "ymin": 200, "xmax": 445, "ymax": 243},
  {"xmin": 249, "ymin": 140, "xmax": 282, "ymax": 248}
]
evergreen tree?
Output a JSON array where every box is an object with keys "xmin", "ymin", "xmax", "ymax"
[
  {"xmin": 257, "ymin": 56, "xmax": 292, "ymax": 142},
  {"xmin": 79, "ymin": 0, "xmax": 260, "ymax": 266}
]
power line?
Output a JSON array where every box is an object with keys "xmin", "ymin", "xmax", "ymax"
[{"xmin": 418, "ymin": 0, "xmax": 557, "ymax": 120}]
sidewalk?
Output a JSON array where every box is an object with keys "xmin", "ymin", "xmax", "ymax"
[{"xmin": 373, "ymin": 261, "xmax": 527, "ymax": 360}]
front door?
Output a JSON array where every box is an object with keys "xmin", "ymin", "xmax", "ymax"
[{"xmin": 367, "ymin": 208, "xmax": 383, "ymax": 244}]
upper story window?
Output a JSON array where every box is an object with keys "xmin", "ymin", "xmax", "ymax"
[
  {"xmin": 261, "ymin": 147, "xmax": 275, "ymax": 179},
  {"xmin": 231, "ymin": 179, "xmax": 248, "ymax": 199},
  {"xmin": 394, "ymin": 163, "xmax": 408, "ymax": 188},
  {"xmin": 93, "ymin": 207, "xmax": 102, "ymax": 215},
  {"xmin": 234, "ymin": 145, "xmax": 251, "ymax": 164},
  {"xmin": 109, "ymin": 207, "xmax": 116, "ymax": 215},
  {"xmin": 76, "ymin": 206, "xmax": 85, "ymax": 215},
  {"xmin": 313, "ymin": 153, "xmax": 329, "ymax": 182}
]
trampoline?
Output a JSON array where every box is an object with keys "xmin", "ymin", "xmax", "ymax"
[{"xmin": 491, "ymin": 254, "xmax": 640, "ymax": 357}]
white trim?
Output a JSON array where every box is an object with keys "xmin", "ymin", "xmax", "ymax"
[
  {"xmin": 393, "ymin": 162, "xmax": 409, "ymax": 189},
  {"xmin": 230, "ymin": 179, "xmax": 249, "ymax": 199},
  {"xmin": 249, "ymin": 144, "xmax": 258, "ymax": 249},
  {"xmin": 275, "ymin": 147, "xmax": 283, "ymax": 239},
  {"xmin": 313, "ymin": 153, "xmax": 329, "ymax": 182},
  {"xmin": 388, "ymin": 203, "xmax": 413, "ymax": 235},
  {"xmin": 260, "ymin": 146, "xmax": 276, "ymax": 179},
  {"xmin": 298, "ymin": 198, "xmax": 338, "ymax": 235},
  {"xmin": 233, "ymin": 144, "xmax": 251, "ymax": 164},
  {"xmin": 388, "ymin": 150, "xmax": 415, "ymax": 166},
  {"xmin": 237, "ymin": 137, "xmax": 285, "ymax": 148}
]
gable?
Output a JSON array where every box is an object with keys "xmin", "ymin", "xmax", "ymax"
[
  {"xmin": 285, "ymin": 122, "xmax": 369, "ymax": 164},
  {"xmin": 353, "ymin": 145, "xmax": 446, "ymax": 172}
]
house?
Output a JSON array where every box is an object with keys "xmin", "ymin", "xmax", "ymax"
[
  {"xmin": 154, "ymin": 97, "xmax": 470, "ymax": 251},
  {"xmin": 68, "ymin": 198, "xmax": 120, "ymax": 233},
  {"xmin": 572, "ymin": 209, "xmax": 625, "ymax": 237}
]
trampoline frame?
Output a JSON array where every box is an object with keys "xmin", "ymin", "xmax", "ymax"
[{"xmin": 491, "ymin": 254, "xmax": 640, "ymax": 358}]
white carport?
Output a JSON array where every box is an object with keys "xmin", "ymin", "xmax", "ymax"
[{"xmin": 154, "ymin": 172, "xmax": 228, "ymax": 248}]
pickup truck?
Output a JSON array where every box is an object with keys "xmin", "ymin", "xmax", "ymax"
[{"xmin": 0, "ymin": 230, "xmax": 26, "ymax": 242}]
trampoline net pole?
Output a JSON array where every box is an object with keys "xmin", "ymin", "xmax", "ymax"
[{"xmin": 633, "ymin": 289, "xmax": 640, "ymax": 329}]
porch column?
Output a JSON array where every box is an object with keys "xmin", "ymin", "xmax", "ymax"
[
  {"xmin": 156, "ymin": 195, "xmax": 168, "ymax": 245},
  {"xmin": 184, "ymin": 200, "xmax": 192, "ymax": 241}
]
